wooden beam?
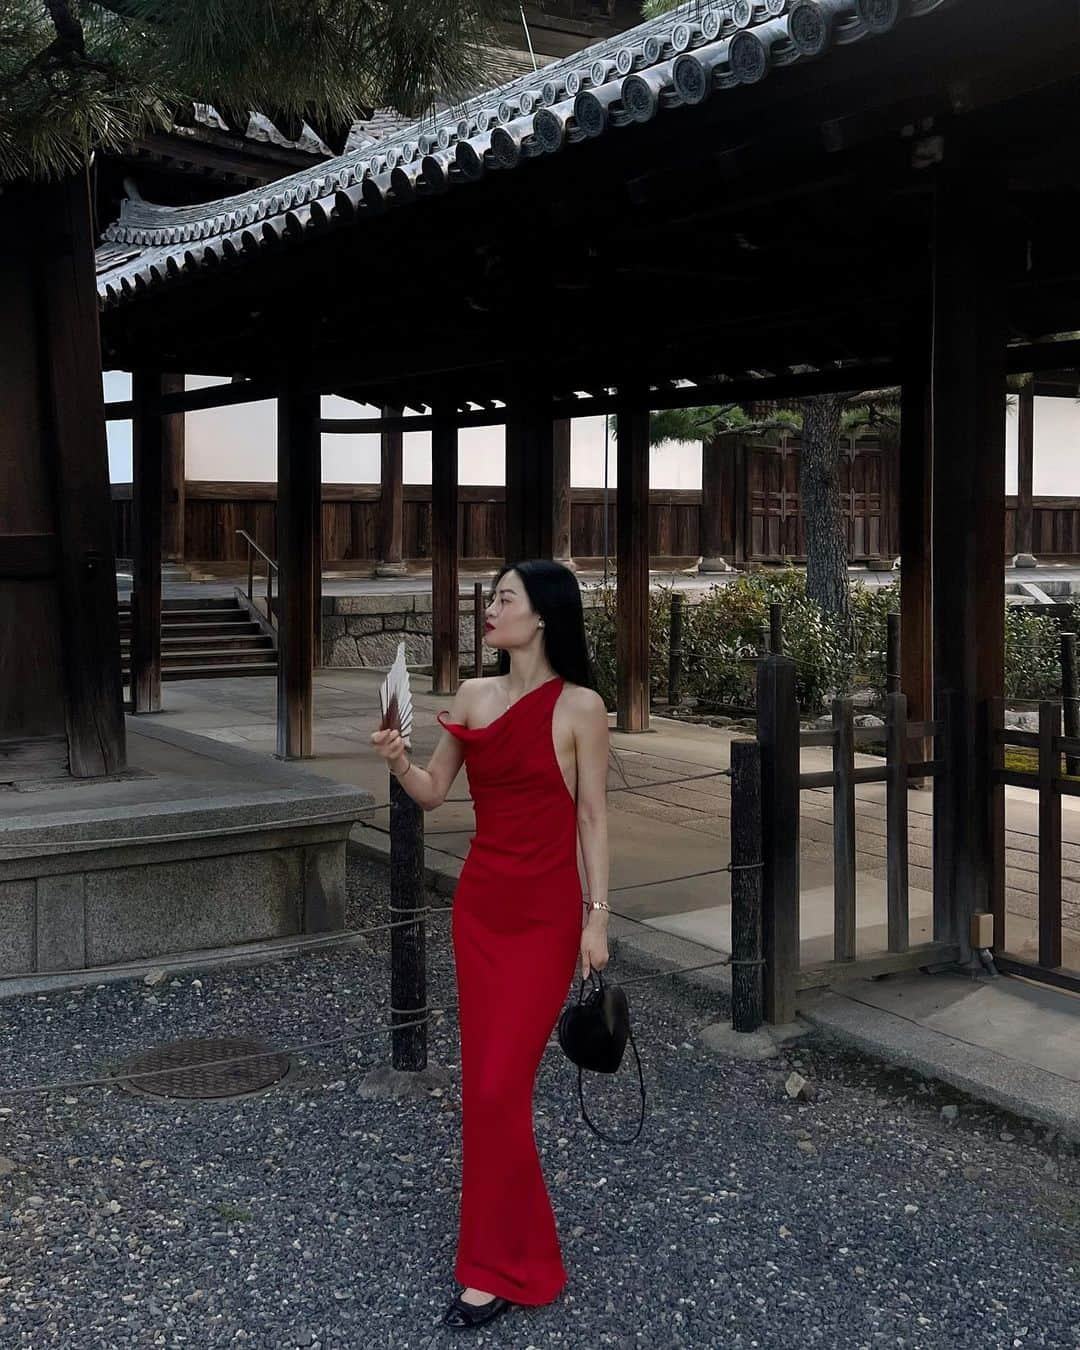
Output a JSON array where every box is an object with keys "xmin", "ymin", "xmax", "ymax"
[
  {"xmin": 161, "ymin": 373, "xmax": 186, "ymax": 564},
  {"xmin": 1014, "ymin": 380, "xmax": 1036, "ymax": 563},
  {"xmin": 699, "ymin": 434, "xmax": 730, "ymax": 572},
  {"xmin": 931, "ymin": 136, "xmax": 1007, "ymax": 965},
  {"xmin": 616, "ymin": 394, "xmax": 650, "ymax": 732},
  {"xmin": 131, "ymin": 371, "xmax": 163, "ymax": 714},
  {"xmin": 277, "ymin": 385, "xmax": 318, "ymax": 758},
  {"xmin": 505, "ymin": 390, "xmax": 555, "ymax": 564},
  {"xmin": 0, "ymin": 534, "xmax": 58, "ymax": 580},
  {"xmin": 377, "ymin": 404, "xmax": 405, "ymax": 573},
  {"xmin": 431, "ymin": 405, "xmax": 459, "ymax": 695}
]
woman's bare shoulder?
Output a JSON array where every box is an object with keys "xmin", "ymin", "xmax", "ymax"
[{"xmin": 560, "ymin": 682, "xmax": 608, "ymax": 721}]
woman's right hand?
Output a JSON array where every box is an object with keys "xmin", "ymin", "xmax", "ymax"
[{"xmin": 371, "ymin": 727, "xmax": 409, "ymax": 775}]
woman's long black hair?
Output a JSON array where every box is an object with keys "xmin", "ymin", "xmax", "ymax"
[{"xmin": 493, "ymin": 559, "xmax": 597, "ymax": 690}]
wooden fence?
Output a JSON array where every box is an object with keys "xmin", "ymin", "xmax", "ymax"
[
  {"xmin": 991, "ymin": 699, "xmax": 1080, "ymax": 993},
  {"xmin": 755, "ymin": 653, "xmax": 955, "ymax": 1024}
]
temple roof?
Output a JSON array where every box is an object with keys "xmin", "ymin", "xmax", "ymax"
[{"xmin": 95, "ymin": 0, "xmax": 954, "ymax": 307}]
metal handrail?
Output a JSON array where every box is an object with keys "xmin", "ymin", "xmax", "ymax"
[
  {"xmin": 235, "ymin": 529, "xmax": 278, "ymax": 573},
  {"xmin": 235, "ymin": 530, "xmax": 277, "ymax": 622}
]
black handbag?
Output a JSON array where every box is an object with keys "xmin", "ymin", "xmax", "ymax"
[{"xmin": 557, "ymin": 968, "xmax": 645, "ymax": 1144}]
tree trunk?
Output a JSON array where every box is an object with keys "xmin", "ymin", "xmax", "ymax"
[{"xmin": 799, "ymin": 393, "xmax": 849, "ymax": 623}]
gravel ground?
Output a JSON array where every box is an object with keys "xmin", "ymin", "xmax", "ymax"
[{"xmin": 0, "ymin": 858, "xmax": 1077, "ymax": 1350}]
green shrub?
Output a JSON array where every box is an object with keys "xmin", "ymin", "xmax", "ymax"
[
  {"xmin": 1005, "ymin": 606, "xmax": 1061, "ymax": 700},
  {"xmin": 850, "ymin": 580, "xmax": 900, "ymax": 704}
]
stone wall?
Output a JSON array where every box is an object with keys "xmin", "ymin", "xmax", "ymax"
[{"xmin": 321, "ymin": 590, "xmax": 603, "ymax": 669}]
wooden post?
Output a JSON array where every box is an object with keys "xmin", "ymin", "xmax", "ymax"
[
  {"xmin": 553, "ymin": 418, "xmax": 574, "ymax": 568},
  {"xmin": 473, "ymin": 580, "xmax": 485, "ymax": 677},
  {"xmin": 732, "ymin": 436, "xmax": 749, "ymax": 567},
  {"xmin": 276, "ymin": 385, "xmax": 319, "ymax": 758},
  {"xmin": 886, "ymin": 690, "xmax": 910, "ymax": 953},
  {"xmin": 900, "ymin": 334, "xmax": 932, "ymax": 760},
  {"xmin": 832, "ymin": 695, "xmax": 857, "ymax": 963},
  {"xmin": 757, "ymin": 654, "xmax": 800, "ymax": 1025},
  {"xmin": 0, "ymin": 172, "xmax": 126, "ymax": 779},
  {"xmin": 886, "ymin": 612, "xmax": 901, "ymax": 695},
  {"xmin": 730, "ymin": 739, "xmax": 764, "ymax": 1033},
  {"xmin": 161, "ymin": 373, "xmax": 186, "ymax": 565},
  {"xmin": 131, "ymin": 371, "xmax": 163, "ymax": 714},
  {"xmin": 1014, "ymin": 381, "xmax": 1036, "ymax": 567},
  {"xmin": 769, "ymin": 602, "xmax": 784, "ymax": 657},
  {"xmin": 1037, "ymin": 700, "xmax": 1063, "ymax": 969},
  {"xmin": 667, "ymin": 592, "xmax": 684, "ymax": 706},
  {"xmin": 505, "ymin": 390, "xmax": 555, "ymax": 564},
  {"xmin": 390, "ymin": 774, "xmax": 428, "ymax": 1070},
  {"xmin": 431, "ymin": 405, "xmax": 459, "ymax": 695},
  {"xmin": 700, "ymin": 434, "xmax": 730, "ymax": 572},
  {"xmin": 616, "ymin": 394, "xmax": 650, "ymax": 732},
  {"xmin": 377, "ymin": 404, "xmax": 407, "ymax": 576},
  {"xmin": 931, "ymin": 137, "xmax": 1007, "ymax": 963},
  {"xmin": 1061, "ymin": 632, "xmax": 1080, "ymax": 777}
]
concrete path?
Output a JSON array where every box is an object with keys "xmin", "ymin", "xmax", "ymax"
[{"xmin": 145, "ymin": 667, "xmax": 1080, "ymax": 1136}]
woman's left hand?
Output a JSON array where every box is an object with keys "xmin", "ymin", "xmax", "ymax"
[{"xmin": 580, "ymin": 924, "xmax": 609, "ymax": 980}]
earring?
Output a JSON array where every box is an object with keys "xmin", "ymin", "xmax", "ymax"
[{"xmin": 538, "ymin": 621, "xmax": 544, "ymax": 628}]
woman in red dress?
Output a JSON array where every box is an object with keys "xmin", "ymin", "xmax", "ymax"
[{"xmin": 371, "ymin": 559, "xmax": 611, "ymax": 1332}]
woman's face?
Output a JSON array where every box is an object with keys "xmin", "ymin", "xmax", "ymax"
[{"xmin": 484, "ymin": 570, "xmax": 541, "ymax": 652}]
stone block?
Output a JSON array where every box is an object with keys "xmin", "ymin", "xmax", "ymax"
[
  {"xmin": 36, "ymin": 874, "xmax": 86, "ymax": 972},
  {"xmin": 322, "ymin": 615, "xmax": 347, "ymax": 641},
  {"xmin": 345, "ymin": 615, "xmax": 385, "ymax": 636},
  {"xmin": 84, "ymin": 850, "xmax": 301, "ymax": 966},
  {"xmin": 404, "ymin": 613, "xmax": 433, "ymax": 634},
  {"xmin": 0, "ymin": 881, "xmax": 34, "ymax": 976},
  {"xmin": 324, "ymin": 636, "xmax": 361, "ymax": 668},
  {"xmin": 302, "ymin": 841, "xmax": 346, "ymax": 932},
  {"xmin": 355, "ymin": 631, "xmax": 430, "ymax": 667}
]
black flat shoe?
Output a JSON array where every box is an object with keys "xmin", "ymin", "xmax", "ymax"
[{"xmin": 442, "ymin": 1292, "xmax": 512, "ymax": 1329}]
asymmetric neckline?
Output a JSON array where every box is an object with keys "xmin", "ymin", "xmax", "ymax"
[{"xmin": 438, "ymin": 675, "xmax": 562, "ymax": 736}]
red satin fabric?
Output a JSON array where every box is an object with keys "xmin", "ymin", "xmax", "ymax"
[{"xmin": 437, "ymin": 674, "xmax": 582, "ymax": 1305}]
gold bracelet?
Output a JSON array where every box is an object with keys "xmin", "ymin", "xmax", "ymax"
[
  {"xmin": 583, "ymin": 898, "xmax": 610, "ymax": 913},
  {"xmin": 391, "ymin": 759, "xmax": 413, "ymax": 779}
]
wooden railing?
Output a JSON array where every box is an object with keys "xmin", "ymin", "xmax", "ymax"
[
  {"xmin": 236, "ymin": 529, "xmax": 277, "ymax": 622},
  {"xmin": 991, "ymin": 698, "xmax": 1080, "ymax": 993},
  {"xmin": 755, "ymin": 653, "xmax": 955, "ymax": 1024}
]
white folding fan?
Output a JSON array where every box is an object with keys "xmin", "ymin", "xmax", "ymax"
[{"xmin": 378, "ymin": 639, "xmax": 413, "ymax": 749}]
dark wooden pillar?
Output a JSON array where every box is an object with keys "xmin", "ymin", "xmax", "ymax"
[
  {"xmin": 1014, "ymin": 380, "xmax": 1036, "ymax": 566},
  {"xmin": 553, "ymin": 418, "xmax": 574, "ymax": 567},
  {"xmin": 376, "ymin": 404, "xmax": 407, "ymax": 576},
  {"xmin": 699, "ymin": 434, "xmax": 733, "ymax": 572},
  {"xmin": 505, "ymin": 392, "xmax": 555, "ymax": 564},
  {"xmin": 616, "ymin": 394, "xmax": 650, "ymax": 732},
  {"xmin": 0, "ymin": 171, "xmax": 126, "ymax": 780},
  {"xmin": 931, "ymin": 140, "xmax": 1007, "ymax": 963},
  {"xmin": 161, "ymin": 373, "xmax": 186, "ymax": 565},
  {"xmin": 277, "ymin": 386, "xmax": 319, "ymax": 758},
  {"xmin": 900, "ymin": 331, "xmax": 932, "ymax": 735},
  {"xmin": 431, "ymin": 405, "xmax": 459, "ymax": 695},
  {"xmin": 131, "ymin": 371, "xmax": 163, "ymax": 714}
]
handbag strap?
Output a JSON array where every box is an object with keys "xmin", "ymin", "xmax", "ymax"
[{"xmin": 575, "ymin": 1025, "xmax": 646, "ymax": 1145}]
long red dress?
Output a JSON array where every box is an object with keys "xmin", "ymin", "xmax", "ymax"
[{"xmin": 436, "ymin": 674, "xmax": 582, "ymax": 1306}]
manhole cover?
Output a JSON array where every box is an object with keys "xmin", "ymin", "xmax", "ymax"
[{"xmin": 114, "ymin": 1037, "xmax": 292, "ymax": 1101}]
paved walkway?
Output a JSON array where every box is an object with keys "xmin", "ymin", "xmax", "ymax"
[{"xmin": 142, "ymin": 668, "xmax": 1080, "ymax": 1131}]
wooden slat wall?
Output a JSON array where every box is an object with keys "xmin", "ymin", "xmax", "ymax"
[{"xmin": 112, "ymin": 455, "xmax": 1080, "ymax": 567}]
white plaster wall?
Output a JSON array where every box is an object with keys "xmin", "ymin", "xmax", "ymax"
[
  {"xmin": 103, "ymin": 378, "xmax": 1080, "ymax": 496},
  {"xmin": 105, "ymin": 376, "xmax": 705, "ymax": 488}
]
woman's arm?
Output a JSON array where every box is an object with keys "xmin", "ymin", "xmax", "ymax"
[
  {"xmin": 574, "ymin": 689, "xmax": 611, "ymax": 945},
  {"xmin": 370, "ymin": 679, "xmax": 471, "ymax": 811}
]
